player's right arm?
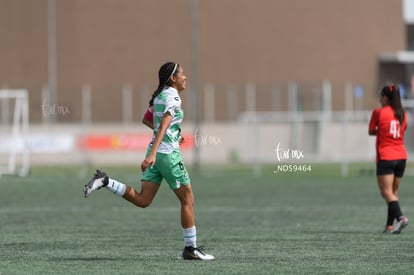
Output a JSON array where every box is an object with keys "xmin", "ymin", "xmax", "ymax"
[{"xmin": 142, "ymin": 113, "xmax": 173, "ymax": 169}]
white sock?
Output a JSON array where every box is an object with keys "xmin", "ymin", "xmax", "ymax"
[
  {"xmin": 105, "ymin": 178, "xmax": 126, "ymax": 196},
  {"xmin": 183, "ymin": 226, "xmax": 197, "ymax": 248}
]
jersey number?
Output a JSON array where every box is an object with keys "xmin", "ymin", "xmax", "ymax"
[{"xmin": 389, "ymin": 120, "xmax": 401, "ymax": 139}]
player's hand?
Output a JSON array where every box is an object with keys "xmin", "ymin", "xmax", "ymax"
[
  {"xmin": 178, "ymin": 135, "xmax": 185, "ymax": 145},
  {"xmin": 142, "ymin": 155, "xmax": 156, "ymax": 171},
  {"xmin": 141, "ymin": 159, "xmax": 150, "ymax": 172}
]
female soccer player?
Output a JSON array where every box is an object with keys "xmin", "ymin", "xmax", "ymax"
[
  {"xmin": 368, "ymin": 84, "xmax": 409, "ymax": 234},
  {"xmin": 84, "ymin": 62, "xmax": 214, "ymax": 260}
]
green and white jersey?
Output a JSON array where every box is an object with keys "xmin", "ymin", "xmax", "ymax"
[{"xmin": 151, "ymin": 86, "xmax": 183, "ymax": 154}]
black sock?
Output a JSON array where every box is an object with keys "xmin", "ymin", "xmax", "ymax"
[
  {"xmin": 386, "ymin": 203, "xmax": 394, "ymax": 226},
  {"xmin": 388, "ymin": 201, "xmax": 403, "ymax": 222}
]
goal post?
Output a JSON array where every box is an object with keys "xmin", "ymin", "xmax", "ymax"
[{"xmin": 0, "ymin": 89, "xmax": 30, "ymax": 176}]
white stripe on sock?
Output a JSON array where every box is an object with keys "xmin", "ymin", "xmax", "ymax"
[
  {"xmin": 105, "ymin": 178, "xmax": 126, "ymax": 196},
  {"xmin": 183, "ymin": 226, "xmax": 197, "ymax": 247}
]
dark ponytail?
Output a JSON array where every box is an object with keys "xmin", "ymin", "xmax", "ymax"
[
  {"xmin": 149, "ymin": 62, "xmax": 179, "ymax": 106},
  {"xmin": 381, "ymin": 84, "xmax": 405, "ymax": 125}
]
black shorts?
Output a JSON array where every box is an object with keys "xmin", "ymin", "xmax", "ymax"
[{"xmin": 376, "ymin": 159, "xmax": 406, "ymax": 177}]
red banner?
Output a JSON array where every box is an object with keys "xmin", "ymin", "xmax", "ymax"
[{"xmin": 78, "ymin": 133, "xmax": 194, "ymax": 151}]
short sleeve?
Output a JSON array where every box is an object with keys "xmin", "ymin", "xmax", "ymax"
[{"xmin": 164, "ymin": 95, "xmax": 181, "ymax": 117}]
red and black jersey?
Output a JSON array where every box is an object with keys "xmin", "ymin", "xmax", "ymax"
[{"xmin": 369, "ymin": 106, "xmax": 407, "ymax": 161}]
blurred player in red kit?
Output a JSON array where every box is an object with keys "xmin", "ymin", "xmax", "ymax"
[{"xmin": 369, "ymin": 84, "xmax": 409, "ymax": 234}]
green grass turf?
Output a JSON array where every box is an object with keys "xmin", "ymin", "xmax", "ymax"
[{"xmin": 0, "ymin": 163, "xmax": 413, "ymax": 274}]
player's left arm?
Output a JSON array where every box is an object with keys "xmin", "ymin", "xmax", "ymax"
[
  {"xmin": 403, "ymin": 112, "xmax": 408, "ymax": 132},
  {"xmin": 368, "ymin": 129, "xmax": 377, "ymax": 135},
  {"xmin": 142, "ymin": 107, "xmax": 154, "ymax": 130},
  {"xmin": 142, "ymin": 118, "xmax": 154, "ymax": 130},
  {"xmin": 368, "ymin": 109, "xmax": 379, "ymax": 135}
]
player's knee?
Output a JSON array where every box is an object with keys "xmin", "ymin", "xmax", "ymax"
[
  {"xmin": 132, "ymin": 198, "xmax": 152, "ymax": 208},
  {"xmin": 140, "ymin": 202, "xmax": 151, "ymax": 208},
  {"xmin": 381, "ymin": 191, "xmax": 394, "ymax": 201},
  {"xmin": 142, "ymin": 199, "xmax": 153, "ymax": 208},
  {"xmin": 182, "ymin": 196, "xmax": 194, "ymax": 207},
  {"xmin": 380, "ymin": 191, "xmax": 389, "ymax": 200}
]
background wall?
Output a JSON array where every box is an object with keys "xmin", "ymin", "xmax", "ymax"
[{"xmin": 0, "ymin": 0, "xmax": 407, "ymax": 123}]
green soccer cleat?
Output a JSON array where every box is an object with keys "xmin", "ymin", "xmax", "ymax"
[{"xmin": 83, "ymin": 170, "xmax": 109, "ymax": 198}]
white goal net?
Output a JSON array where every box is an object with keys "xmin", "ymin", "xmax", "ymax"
[{"xmin": 0, "ymin": 89, "xmax": 30, "ymax": 176}]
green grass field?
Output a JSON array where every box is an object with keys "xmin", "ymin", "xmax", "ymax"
[{"xmin": 1, "ymin": 163, "xmax": 413, "ymax": 274}]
